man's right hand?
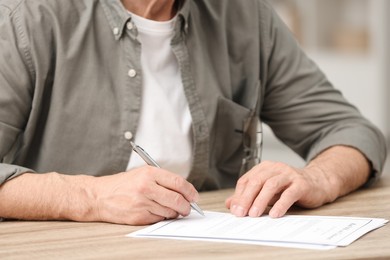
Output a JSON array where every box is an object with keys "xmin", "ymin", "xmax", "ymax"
[
  {"xmin": 0, "ymin": 167, "xmax": 199, "ymax": 225},
  {"xmin": 91, "ymin": 166, "xmax": 199, "ymax": 225}
]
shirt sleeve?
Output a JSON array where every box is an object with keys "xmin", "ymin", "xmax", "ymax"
[
  {"xmin": 258, "ymin": 1, "xmax": 387, "ymax": 182},
  {"xmin": 0, "ymin": 6, "xmax": 35, "ymax": 185}
]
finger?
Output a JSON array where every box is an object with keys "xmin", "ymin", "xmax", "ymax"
[
  {"xmin": 226, "ymin": 194, "xmax": 279, "ymax": 214},
  {"xmin": 106, "ymin": 197, "xmax": 167, "ymax": 225},
  {"xmin": 269, "ymin": 183, "xmax": 304, "ymax": 218},
  {"xmin": 147, "ymin": 200, "xmax": 180, "ymax": 220},
  {"xmin": 147, "ymin": 182, "xmax": 192, "ymax": 216},
  {"xmin": 268, "ymin": 193, "xmax": 282, "ymax": 206},
  {"xmin": 230, "ymin": 165, "xmax": 261, "ymax": 198},
  {"xmin": 126, "ymin": 196, "xmax": 178, "ymax": 225},
  {"xmin": 153, "ymin": 168, "xmax": 199, "ymax": 203},
  {"xmin": 129, "ymin": 211, "xmax": 166, "ymax": 225},
  {"xmin": 229, "ymin": 163, "xmax": 278, "ymax": 217},
  {"xmin": 248, "ymin": 176, "xmax": 292, "ymax": 217},
  {"xmin": 225, "ymin": 196, "xmax": 233, "ymax": 209},
  {"xmin": 249, "ymin": 194, "xmax": 279, "ymax": 216},
  {"xmin": 244, "ymin": 193, "xmax": 280, "ymax": 216},
  {"xmin": 230, "ymin": 178, "xmax": 263, "ymax": 217}
]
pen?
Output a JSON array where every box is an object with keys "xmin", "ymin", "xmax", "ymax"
[{"xmin": 130, "ymin": 141, "xmax": 205, "ymax": 216}]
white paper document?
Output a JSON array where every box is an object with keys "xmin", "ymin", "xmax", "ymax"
[{"xmin": 128, "ymin": 211, "xmax": 388, "ymax": 250}]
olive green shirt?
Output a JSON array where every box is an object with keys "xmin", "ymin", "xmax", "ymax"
[{"xmin": 0, "ymin": 0, "xmax": 386, "ymax": 190}]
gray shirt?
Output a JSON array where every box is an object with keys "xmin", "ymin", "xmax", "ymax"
[{"xmin": 0, "ymin": 0, "xmax": 386, "ymax": 190}]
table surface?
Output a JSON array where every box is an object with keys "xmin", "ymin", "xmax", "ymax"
[{"xmin": 1, "ymin": 176, "xmax": 389, "ymax": 260}]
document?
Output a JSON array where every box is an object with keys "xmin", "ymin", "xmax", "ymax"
[{"xmin": 128, "ymin": 211, "xmax": 388, "ymax": 250}]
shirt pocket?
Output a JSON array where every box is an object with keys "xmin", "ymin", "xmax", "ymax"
[{"xmin": 212, "ymin": 96, "xmax": 251, "ymax": 177}]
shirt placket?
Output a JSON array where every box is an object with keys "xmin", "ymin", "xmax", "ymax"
[
  {"xmin": 107, "ymin": 11, "xmax": 144, "ymax": 170},
  {"xmin": 171, "ymin": 16, "xmax": 210, "ymax": 190}
]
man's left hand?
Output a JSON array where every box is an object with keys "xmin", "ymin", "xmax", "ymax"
[{"xmin": 225, "ymin": 160, "xmax": 337, "ymax": 218}]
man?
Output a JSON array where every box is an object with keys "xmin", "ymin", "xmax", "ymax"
[{"xmin": 0, "ymin": 0, "xmax": 386, "ymax": 225}]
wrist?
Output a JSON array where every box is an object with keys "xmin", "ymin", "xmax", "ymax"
[
  {"xmin": 302, "ymin": 163, "xmax": 341, "ymax": 205},
  {"xmin": 305, "ymin": 146, "xmax": 371, "ymax": 204},
  {"xmin": 54, "ymin": 173, "xmax": 98, "ymax": 222}
]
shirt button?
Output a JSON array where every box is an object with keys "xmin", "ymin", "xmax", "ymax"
[
  {"xmin": 128, "ymin": 69, "xmax": 137, "ymax": 78},
  {"xmin": 127, "ymin": 22, "xmax": 134, "ymax": 30},
  {"xmin": 113, "ymin": 27, "xmax": 120, "ymax": 35},
  {"xmin": 124, "ymin": 131, "xmax": 133, "ymax": 140}
]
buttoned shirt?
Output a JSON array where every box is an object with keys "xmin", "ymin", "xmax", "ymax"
[{"xmin": 0, "ymin": 0, "xmax": 386, "ymax": 190}]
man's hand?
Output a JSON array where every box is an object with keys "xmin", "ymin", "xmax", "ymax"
[
  {"xmin": 225, "ymin": 146, "xmax": 371, "ymax": 218},
  {"xmin": 0, "ymin": 166, "xmax": 199, "ymax": 226},
  {"xmin": 225, "ymin": 161, "xmax": 335, "ymax": 218},
  {"xmin": 92, "ymin": 166, "xmax": 199, "ymax": 225}
]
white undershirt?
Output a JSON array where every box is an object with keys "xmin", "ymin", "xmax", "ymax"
[{"xmin": 126, "ymin": 12, "xmax": 193, "ymax": 178}]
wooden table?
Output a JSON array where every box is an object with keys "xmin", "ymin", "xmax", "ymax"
[{"xmin": 1, "ymin": 176, "xmax": 389, "ymax": 260}]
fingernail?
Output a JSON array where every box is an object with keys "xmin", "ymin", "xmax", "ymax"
[
  {"xmin": 232, "ymin": 205, "xmax": 245, "ymax": 217},
  {"xmin": 249, "ymin": 206, "xmax": 260, "ymax": 217},
  {"xmin": 270, "ymin": 209, "xmax": 280, "ymax": 218}
]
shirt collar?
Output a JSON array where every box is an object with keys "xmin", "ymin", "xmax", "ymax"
[
  {"xmin": 99, "ymin": 0, "xmax": 191, "ymax": 41},
  {"xmin": 178, "ymin": 0, "xmax": 190, "ymax": 33},
  {"xmin": 99, "ymin": 0, "xmax": 130, "ymax": 40}
]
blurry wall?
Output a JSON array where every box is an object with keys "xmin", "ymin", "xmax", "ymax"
[{"xmin": 263, "ymin": 0, "xmax": 389, "ymax": 173}]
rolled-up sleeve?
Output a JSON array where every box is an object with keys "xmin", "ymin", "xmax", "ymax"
[
  {"xmin": 259, "ymin": 1, "xmax": 387, "ymax": 182},
  {"xmin": 0, "ymin": 5, "xmax": 35, "ymax": 184}
]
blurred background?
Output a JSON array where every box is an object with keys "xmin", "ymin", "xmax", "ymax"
[{"xmin": 263, "ymin": 0, "xmax": 390, "ymax": 175}]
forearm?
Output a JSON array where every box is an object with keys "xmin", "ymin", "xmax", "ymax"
[
  {"xmin": 0, "ymin": 172, "xmax": 97, "ymax": 221},
  {"xmin": 305, "ymin": 145, "xmax": 371, "ymax": 204}
]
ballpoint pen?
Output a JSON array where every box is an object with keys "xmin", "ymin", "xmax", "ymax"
[{"xmin": 130, "ymin": 141, "xmax": 205, "ymax": 216}]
